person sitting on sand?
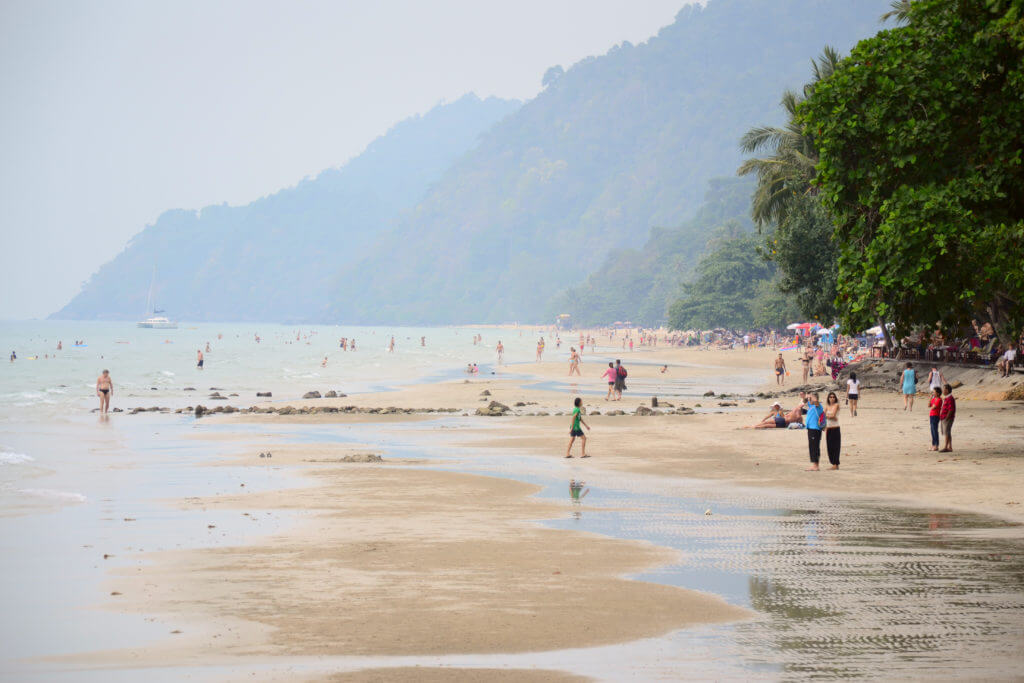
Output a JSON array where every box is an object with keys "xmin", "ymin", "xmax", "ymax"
[
  {"xmin": 565, "ymin": 397, "xmax": 590, "ymax": 458},
  {"xmin": 749, "ymin": 402, "xmax": 788, "ymax": 429},
  {"xmin": 660, "ymin": 365, "xmax": 668, "ymax": 374},
  {"xmin": 96, "ymin": 369, "xmax": 113, "ymax": 413}
]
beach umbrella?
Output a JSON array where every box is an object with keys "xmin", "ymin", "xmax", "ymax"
[
  {"xmin": 864, "ymin": 326, "xmax": 882, "ymax": 335},
  {"xmin": 786, "ymin": 323, "xmax": 802, "ymax": 330}
]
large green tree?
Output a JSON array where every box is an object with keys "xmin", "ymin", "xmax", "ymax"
[
  {"xmin": 800, "ymin": 0, "xmax": 1024, "ymax": 344},
  {"xmin": 667, "ymin": 235, "xmax": 776, "ymax": 330}
]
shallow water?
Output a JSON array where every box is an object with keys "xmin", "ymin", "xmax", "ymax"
[{"xmin": 167, "ymin": 419, "xmax": 1024, "ymax": 680}]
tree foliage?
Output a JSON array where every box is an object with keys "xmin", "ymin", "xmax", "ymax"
[
  {"xmin": 800, "ymin": 0, "xmax": 1024, "ymax": 342},
  {"xmin": 667, "ymin": 235, "xmax": 776, "ymax": 330}
]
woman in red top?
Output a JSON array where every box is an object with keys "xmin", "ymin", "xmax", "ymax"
[
  {"xmin": 927, "ymin": 387, "xmax": 942, "ymax": 451},
  {"xmin": 938, "ymin": 383, "xmax": 956, "ymax": 452}
]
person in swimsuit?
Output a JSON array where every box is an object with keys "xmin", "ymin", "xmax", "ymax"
[
  {"xmin": 197, "ymin": 349, "xmax": 204, "ymax": 369},
  {"xmin": 568, "ymin": 347, "xmax": 581, "ymax": 376},
  {"xmin": 901, "ymin": 362, "xmax": 916, "ymax": 410},
  {"xmin": 774, "ymin": 354, "xmax": 787, "ymax": 385},
  {"xmin": 96, "ymin": 370, "xmax": 113, "ymax": 413},
  {"xmin": 801, "ymin": 349, "xmax": 813, "ymax": 383},
  {"xmin": 496, "ymin": 340, "xmax": 504, "ymax": 365},
  {"xmin": 565, "ymin": 397, "xmax": 590, "ymax": 458},
  {"xmin": 748, "ymin": 403, "xmax": 788, "ymax": 429}
]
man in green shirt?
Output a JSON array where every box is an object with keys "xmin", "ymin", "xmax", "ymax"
[{"xmin": 565, "ymin": 397, "xmax": 591, "ymax": 458}]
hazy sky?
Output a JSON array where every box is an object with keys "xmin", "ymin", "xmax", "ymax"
[{"xmin": 0, "ymin": 0, "xmax": 694, "ymax": 319}]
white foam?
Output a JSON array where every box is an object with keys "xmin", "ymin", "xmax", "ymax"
[
  {"xmin": 18, "ymin": 488, "xmax": 87, "ymax": 503},
  {"xmin": 0, "ymin": 451, "xmax": 34, "ymax": 465}
]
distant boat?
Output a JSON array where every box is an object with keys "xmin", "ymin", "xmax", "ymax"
[{"xmin": 137, "ymin": 267, "xmax": 177, "ymax": 329}]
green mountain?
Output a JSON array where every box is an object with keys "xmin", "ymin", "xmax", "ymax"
[
  {"xmin": 51, "ymin": 94, "xmax": 520, "ymax": 322},
  {"xmin": 547, "ymin": 176, "xmax": 755, "ymax": 326},
  {"xmin": 328, "ymin": 0, "xmax": 889, "ymax": 324}
]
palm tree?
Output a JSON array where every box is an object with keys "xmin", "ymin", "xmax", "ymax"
[
  {"xmin": 880, "ymin": 0, "xmax": 913, "ymax": 24},
  {"xmin": 737, "ymin": 47, "xmax": 840, "ymax": 228}
]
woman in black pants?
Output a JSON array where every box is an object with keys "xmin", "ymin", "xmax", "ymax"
[{"xmin": 824, "ymin": 392, "xmax": 841, "ymax": 469}]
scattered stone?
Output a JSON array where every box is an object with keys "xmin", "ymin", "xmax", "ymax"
[
  {"xmin": 256, "ymin": 391, "xmax": 272, "ymax": 397},
  {"xmin": 475, "ymin": 400, "xmax": 510, "ymax": 416},
  {"xmin": 303, "ymin": 391, "xmax": 322, "ymax": 399},
  {"xmin": 341, "ymin": 453, "xmax": 383, "ymax": 463},
  {"xmin": 480, "ymin": 389, "xmax": 491, "ymax": 396},
  {"xmin": 184, "ymin": 387, "xmax": 196, "ymax": 391},
  {"xmin": 111, "ymin": 407, "xmax": 122, "ymax": 413},
  {"xmin": 703, "ymin": 390, "xmax": 715, "ymax": 397},
  {"xmin": 324, "ymin": 390, "xmax": 337, "ymax": 398},
  {"xmin": 635, "ymin": 405, "xmax": 654, "ymax": 416},
  {"xmin": 110, "ymin": 591, "xmax": 122, "ymax": 596},
  {"xmin": 718, "ymin": 401, "xmax": 738, "ymax": 407},
  {"xmin": 278, "ymin": 406, "xmax": 295, "ymax": 415},
  {"xmin": 651, "ymin": 397, "xmax": 659, "ymax": 408},
  {"xmin": 951, "ymin": 380, "xmax": 963, "ymax": 389},
  {"xmin": 194, "ymin": 405, "xmax": 206, "ymax": 418},
  {"xmin": 209, "ymin": 387, "xmax": 223, "ymax": 391},
  {"xmin": 514, "ymin": 401, "xmax": 526, "ymax": 407},
  {"xmin": 229, "ymin": 393, "xmax": 238, "ymax": 397}
]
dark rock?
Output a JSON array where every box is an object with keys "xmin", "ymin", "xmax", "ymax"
[
  {"xmin": 635, "ymin": 405, "xmax": 654, "ymax": 416},
  {"xmin": 111, "ymin": 407, "xmax": 123, "ymax": 413},
  {"xmin": 703, "ymin": 390, "xmax": 715, "ymax": 397},
  {"xmin": 223, "ymin": 405, "xmax": 236, "ymax": 414},
  {"xmin": 303, "ymin": 391, "xmax": 321, "ymax": 399},
  {"xmin": 209, "ymin": 387, "xmax": 224, "ymax": 391},
  {"xmin": 718, "ymin": 401, "xmax": 738, "ymax": 407},
  {"xmin": 651, "ymin": 397, "xmax": 659, "ymax": 407},
  {"xmin": 256, "ymin": 391, "xmax": 272, "ymax": 397},
  {"xmin": 514, "ymin": 402, "xmax": 526, "ymax": 407},
  {"xmin": 229, "ymin": 393, "xmax": 238, "ymax": 397},
  {"xmin": 480, "ymin": 390, "xmax": 491, "ymax": 396},
  {"xmin": 184, "ymin": 387, "xmax": 196, "ymax": 391},
  {"xmin": 324, "ymin": 390, "xmax": 337, "ymax": 398},
  {"xmin": 194, "ymin": 405, "xmax": 206, "ymax": 418}
]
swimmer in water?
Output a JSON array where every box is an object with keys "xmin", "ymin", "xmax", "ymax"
[
  {"xmin": 322, "ymin": 356, "xmax": 328, "ymax": 367},
  {"xmin": 197, "ymin": 349, "xmax": 204, "ymax": 369},
  {"xmin": 96, "ymin": 369, "xmax": 113, "ymax": 413}
]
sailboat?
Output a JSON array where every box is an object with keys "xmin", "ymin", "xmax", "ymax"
[{"xmin": 137, "ymin": 267, "xmax": 178, "ymax": 329}]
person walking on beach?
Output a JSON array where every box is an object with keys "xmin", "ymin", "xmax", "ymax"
[
  {"xmin": 774, "ymin": 354, "xmax": 787, "ymax": 385},
  {"xmin": 824, "ymin": 392, "xmax": 841, "ymax": 469},
  {"xmin": 568, "ymin": 347, "xmax": 581, "ymax": 376},
  {"xmin": 901, "ymin": 363, "xmax": 916, "ymax": 410},
  {"xmin": 938, "ymin": 383, "xmax": 956, "ymax": 452},
  {"xmin": 928, "ymin": 386, "xmax": 943, "ymax": 451},
  {"xmin": 804, "ymin": 392, "xmax": 825, "ymax": 471},
  {"xmin": 602, "ymin": 362, "xmax": 617, "ymax": 400},
  {"xmin": 388, "ymin": 336, "xmax": 395, "ymax": 353},
  {"xmin": 613, "ymin": 359, "xmax": 627, "ymax": 401},
  {"xmin": 565, "ymin": 397, "xmax": 590, "ymax": 458},
  {"xmin": 96, "ymin": 369, "xmax": 113, "ymax": 414},
  {"xmin": 927, "ymin": 366, "xmax": 946, "ymax": 393},
  {"xmin": 536, "ymin": 337, "xmax": 545, "ymax": 362},
  {"xmin": 197, "ymin": 349, "xmax": 204, "ymax": 369},
  {"xmin": 496, "ymin": 340, "xmax": 504, "ymax": 365},
  {"xmin": 846, "ymin": 371, "xmax": 860, "ymax": 417}
]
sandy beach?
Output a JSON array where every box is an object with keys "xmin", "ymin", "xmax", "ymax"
[{"xmin": 20, "ymin": 342, "xmax": 1024, "ymax": 680}]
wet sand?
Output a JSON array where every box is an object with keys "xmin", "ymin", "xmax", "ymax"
[{"xmin": 44, "ymin": 344, "xmax": 1024, "ymax": 679}]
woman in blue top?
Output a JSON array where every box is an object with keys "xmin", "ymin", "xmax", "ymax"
[
  {"xmin": 804, "ymin": 392, "xmax": 825, "ymax": 471},
  {"xmin": 901, "ymin": 362, "xmax": 916, "ymax": 411}
]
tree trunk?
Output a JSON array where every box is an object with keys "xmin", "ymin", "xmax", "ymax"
[{"xmin": 878, "ymin": 317, "xmax": 894, "ymax": 349}]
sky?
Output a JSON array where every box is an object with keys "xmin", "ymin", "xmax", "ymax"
[{"xmin": 0, "ymin": 0, "xmax": 694, "ymax": 320}]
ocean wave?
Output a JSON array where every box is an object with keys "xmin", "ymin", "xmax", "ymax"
[
  {"xmin": 18, "ymin": 488, "xmax": 87, "ymax": 503},
  {"xmin": 0, "ymin": 451, "xmax": 34, "ymax": 465}
]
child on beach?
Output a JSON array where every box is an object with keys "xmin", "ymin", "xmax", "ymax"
[
  {"xmin": 602, "ymin": 362, "xmax": 617, "ymax": 400},
  {"xmin": 565, "ymin": 397, "xmax": 590, "ymax": 458},
  {"xmin": 928, "ymin": 387, "xmax": 942, "ymax": 451}
]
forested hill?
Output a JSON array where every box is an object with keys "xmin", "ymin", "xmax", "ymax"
[
  {"xmin": 327, "ymin": 0, "xmax": 889, "ymax": 324},
  {"xmin": 51, "ymin": 94, "xmax": 520, "ymax": 322},
  {"xmin": 547, "ymin": 176, "xmax": 755, "ymax": 327}
]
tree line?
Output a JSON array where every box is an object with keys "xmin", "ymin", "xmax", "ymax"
[{"xmin": 670, "ymin": 0, "xmax": 1023, "ymax": 347}]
